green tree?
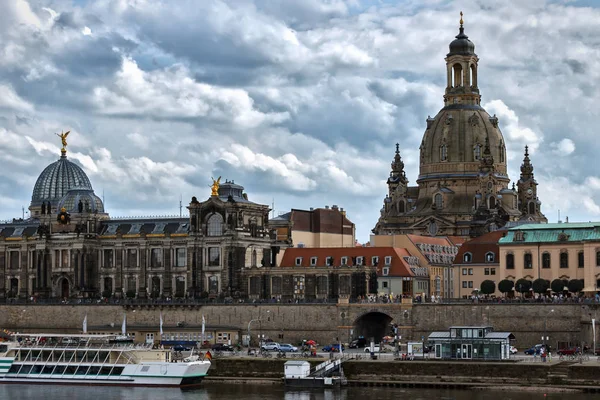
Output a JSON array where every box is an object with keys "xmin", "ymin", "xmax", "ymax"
[
  {"xmin": 567, "ymin": 279, "xmax": 584, "ymax": 294},
  {"xmin": 551, "ymin": 279, "xmax": 565, "ymax": 294},
  {"xmin": 515, "ymin": 278, "xmax": 532, "ymax": 294},
  {"xmin": 498, "ymin": 279, "xmax": 514, "ymax": 295},
  {"xmin": 532, "ymin": 278, "xmax": 549, "ymax": 294},
  {"xmin": 480, "ymin": 280, "xmax": 496, "ymax": 295}
]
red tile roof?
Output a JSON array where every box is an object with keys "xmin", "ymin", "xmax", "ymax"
[
  {"xmin": 454, "ymin": 230, "xmax": 506, "ymax": 265},
  {"xmin": 280, "ymin": 247, "xmax": 415, "ymax": 277}
]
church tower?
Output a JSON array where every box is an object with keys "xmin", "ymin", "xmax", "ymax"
[
  {"xmin": 372, "ymin": 13, "xmax": 539, "ymax": 238},
  {"xmin": 517, "ymin": 146, "xmax": 547, "ymax": 222}
]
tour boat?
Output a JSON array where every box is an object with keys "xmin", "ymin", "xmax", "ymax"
[{"xmin": 0, "ymin": 333, "xmax": 211, "ymax": 387}]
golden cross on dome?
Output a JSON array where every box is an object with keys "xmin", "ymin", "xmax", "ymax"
[{"xmin": 460, "ymin": 11, "xmax": 464, "ymax": 27}]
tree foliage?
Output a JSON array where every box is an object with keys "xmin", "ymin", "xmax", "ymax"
[
  {"xmin": 532, "ymin": 278, "xmax": 549, "ymax": 294},
  {"xmin": 568, "ymin": 279, "xmax": 584, "ymax": 294},
  {"xmin": 515, "ymin": 278, "xmax": 532, "ymax": 293},
  {"xmin": 480, "ymin": 280, "xmax": 496, "ymax": 295},
  {"xmin": 498, "ymin": 279, "xmax": 514, "ymax": 294},
  {"xmin": 551, "ymin": 279, "xmax": 565, "ymax": 293}
]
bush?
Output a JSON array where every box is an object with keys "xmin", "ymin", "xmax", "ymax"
[
  {"xmin": 515, "ymin": 278, "xmax": 532, "ymax": 293},
  {"xmin": 498, "ymin": 279, "xmax": 514, "ymax": 294},
  {"xmin": 532, "ymin": 278, "xmax": 549, "ymax": 294},
  {"xmin": 480, "ymin": 280, "xmax": 496, "ymax": 295},
  {"xmin": 568, "ymin": 279, "xmax": 584, "ymax": 294}
]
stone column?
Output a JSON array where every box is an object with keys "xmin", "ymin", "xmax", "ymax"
[{"xmin": 19, "ymin": 248, "xmax": 28, "ymax": 298}]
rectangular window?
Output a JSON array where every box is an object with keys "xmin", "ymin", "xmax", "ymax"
[
  {"xmin": 310, "ymin": 257, "xmax": 317, "ymax": 266},
  {"xmin": 384, "ymin": 256, "xmax": 392, "ymax": 265},
  {"xmin": 341, "ymin": 256, "xmax": 348, "ymax": 265},
  {"xmin": 326, "ymin": 256, "xmax": 333, "ymax": 266},
  {"xmin": 357, "ymin": 256, "xmax": 363, "ymax": 265},
  {"xmin": 468, "ymin": 281, "xmax": 473, "ymax": 288},
  {"xmin": 103, "ymin": 249, "xmax": 113, "ymax": 269},
  {"xmin": 175, "ymin": 248, "xmax": 186, "ymax": 267},
  {"xmin": 578, "ymin": 252, "xmax": 584, "ymax": 268},
  {"xmin": 295, "ymin": 257, "xmax": 302, "ymax": 266},
  {"xmin": 125, "ymin": 249, "xmax": 137, "ymax": 268},
  {"xmin": 150, "ymin": 249, "xmax": 162, "ymax": 268},
  {"xmin": 462, "ymin": 268, "xmax": 467, "ymax": 276},
  {"xmin": 293, "ymin": 276, "xmax": 305, "ymax": 296},
  {"xmin": 524, "ymin": 253, "xmax": 533, "ymax": 269},
  {"xmin": 382, "ymin": 267, "xmax": 389, "ymax": 276},
  {"xmin": 9, "ymin": 251, "xmax": 19, "ymax": 269},
  {"xmin": 491, "ymin": 268, "xmax": 496, "ymax": 276},
  {"xmin": 371, "ymin": 256, "xmax": 379, "ymax": 266},
  {"xmin": 208, "ymin": 248, "xmax": 220, "ymax": 266},
  {"xmin": 462, "ymin": 281, "xmax": 467, "ymax": 288},
  {"xmin": 468, "ymin": 268, "xmax": 473, "ymax": 275},
  {"xmin": 383, "ymin": 281, "xmax": 388, "ymax": 288},
  {"xmin": 484, "ymin": 268, "xmax": 489, "ymax": 275}
]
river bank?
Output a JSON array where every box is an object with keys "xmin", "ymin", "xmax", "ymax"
[{"xmin": 206, "ymin": 358, "xmax": 600, "ymax": 392}]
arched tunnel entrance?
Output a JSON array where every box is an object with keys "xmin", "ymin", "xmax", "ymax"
[{"xmin": 353, "ymin": 312, "xmax": 393, "ymax": 344}]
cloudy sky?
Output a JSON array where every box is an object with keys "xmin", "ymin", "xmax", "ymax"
[{"xmin": 1, "ymin": 0, "xmax": 599, "ymax": 242}]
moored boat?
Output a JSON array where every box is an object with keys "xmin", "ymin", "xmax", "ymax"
[{"xmin": 0, "ymin": 333, "xmax": 211, "ymax": 387}]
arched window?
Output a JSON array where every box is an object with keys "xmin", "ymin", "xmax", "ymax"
[
  {"xmin": 560, "ymin": 252, "xmax": 569, "ymax": 269},
  {"xmin": 578, "ymin": 251, "xmax": 584, "ymax": 268},
  {"xmin": 542, "ymin": 252, "xmax": 551, "ymax": 269},
  {"xmin": 208, "ymin": 276, "xmax": 219, "ymax": 294},
  {"xmin": 524, "ymin": 253, "xmax": 533, "ymax": 269},
  {"xmin": 485, "ymin": 252, "xmax": 495, "ymax": 263},
  {"xmin": 595, "ymin": 250, "xmax": 600, "ymax": 266},
  {"xmin": 499, "ymin": 145, "xmax": 505, "ymax": 163},
  {"xmin": 470, "ymin": 64, "xmax": 477, "ymax": 87},
  {"xmin": 488, "ymin": 196, "xmax": 496, "ymax": 209},
  {"xmin": 440, "ymin": 144, "xmax": 448, "ymax": 161},
  {"xmin": 434, "ymin": 194, "xmax": 443, "ymax": 209},
  {"xmin": 506, "ymin": 253, "xmax": 514, "ymax": 269},
  {"xmin": 252, "ymin": 249, "xmax": 257, "ymax": 267},
  {"xmin": 452, "ymin": 63, "xmax": 463, "ymax": 87},
  {"xmin": 207, "ymin": 214, "xmax": 223, "ymax": 236},
  {"xmin": 474, "ymin": 144, "xmax": 482, "ymax": 160},
  {"xmin": 528, "ymin": 202, "xmax": 536, "ymax": 215},
  {"xmin": 398, "ymin": 201, "xmax": 405, "ymax": 213},
  {"xmin": 463, "ymin": 253, "xmax": 472, "ymax": 263}
]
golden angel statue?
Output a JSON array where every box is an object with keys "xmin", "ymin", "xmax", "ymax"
[
  {"xmin": 56, "ymin": 130, "xmax": 70, "ymax": 150},
  {"xmin": 211, "ymin": 176, "xmax": 221, "ymax": 196}
]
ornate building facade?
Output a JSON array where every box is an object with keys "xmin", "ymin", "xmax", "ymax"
[
  {"xmin": 0, "ymin": 142, "xmax": 276, "ymax": 300},
  {"xmin": 373, "ymin": 17, "xmax": 547, "ymax": 238}
]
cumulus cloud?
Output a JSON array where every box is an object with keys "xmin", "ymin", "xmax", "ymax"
[{"xmin": 1, "ymin": 0, "xmax": 600, "ymax": 239}]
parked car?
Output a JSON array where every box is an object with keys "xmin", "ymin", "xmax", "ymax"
[
  {"xmin": 211, "ymin": 343, "xmax": 234, "ymax": 352},
  {"xmin": 364, "ymin": 344, "xmax": 381, "ymax": 353},
  {"xmin": 322, "ymin": 344, "xmax": 344, "ymax": 352},
  {"xmin": 509, "ymin": 346, "xmax": 518, "ymax": 354},
  {"xmin": 261, "ymin": 342, "xmax": 281, "ymax": 351},
  {"xmin": 349, "ymin": 338, "xmax": 367, "ymax": 349},
  {"xmin": 524, "ymin": 344, "xmax": 543, "ymax": 355},
  {"xmin": 557, "ymin": 347, "xmax": 579, "ymax": 356},
  {"xmin": 173, "ymin": 345, "xmax": 192, "ymax": 352},
  {"xmin": 279, "ymin": 344, "xmax": 298, "ymax": 352}
]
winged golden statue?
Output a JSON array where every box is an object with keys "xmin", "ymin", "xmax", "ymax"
[
  {"xmin": 56, "ymin": 130, "xmax": 70, "ymax": 150},
  {"xmin": 211, "ymin": 176, "xmax": 221, "ymax": 196}
]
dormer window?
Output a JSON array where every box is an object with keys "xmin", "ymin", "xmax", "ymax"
[
  {"xmin": 384, "ymin": 256, "xmax": 392, "ymax": 265},
  {"xmin": 463, "ymin": 252, "xmax": 472, "ymax": 263},
  {"xmin": 341, "ymin": 256, "xmax": 348, "ymax": 265},
  {"xmin": 295, "ymin": 257, "xmax": 303, "ymax": 266},
  {"xmin": 371, "ymin": 256, "xmax": 378, "ymax": 266},
  {"xmin": 513, "ymin": 231, "xmax": 525, "ymax": 242},
  {"xmin": 382, "ymin": 267, "xmax": 389, "ymax": 276},
  {"xmin": 310, "ymin": 257, "xmax": 318, "ymax": 266},
  {"xmin": 326, "ymin": 256, "xmax": 333, "ymax": 266},
  {"xmin": 485, "ymin": 252, "xmax": 495, "ymax": 263},
  {"xmin": 357, "ymin": 256, "xmax": 364, "ymax": 266}
]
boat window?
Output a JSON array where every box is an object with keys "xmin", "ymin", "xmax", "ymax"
[{"xmin": 141, "ymin": 366, "xmax": 150, "ymax": 372}]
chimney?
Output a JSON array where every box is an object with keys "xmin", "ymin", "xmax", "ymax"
[
  {"xmin": 566, "ymin": 216, "xmax": 569, "ymax": 223},
  {"xmin": 325, "ymin": 205, "xmax": 329, "ymax": 209},
  {"xmin": 332, "ymin": 205, "xmax": 338, "ymax": 210},
  {"xmin": 309, "ymin": 207, "xmax": 314, "ymax": 211}
]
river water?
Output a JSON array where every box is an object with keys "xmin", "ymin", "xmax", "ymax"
[{"xmin": 0, "ymin": 384, "xmax": 595, "ymax": 400}]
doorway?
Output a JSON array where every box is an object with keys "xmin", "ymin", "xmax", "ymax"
[
  {"xmin": 61, "ymin": 278, "xmax": 69, "ymax": 299},
  {"xmin": 461, "ymin": 344, "xmax": 472, "ymax": 359}
]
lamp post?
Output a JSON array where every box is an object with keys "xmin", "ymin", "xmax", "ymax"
[
  {"xmin": 247, "ymin": 310, "xmax": 270, "ymax": 348},
  {"xmin": 247, "ymin": 318, "xmax": 260, "ymax": 348},
  {"xmin": 543, "ymin": 308, "xmax": 555, "ymax": 350}
]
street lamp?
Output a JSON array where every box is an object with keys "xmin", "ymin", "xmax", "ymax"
[
  {"xmin": 247, "ymin": 310, "xmax": 270, "ymax": 348},
  {"xmin": 543, "ymin": 309, "xmax": 555, "ymax": 350}
]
